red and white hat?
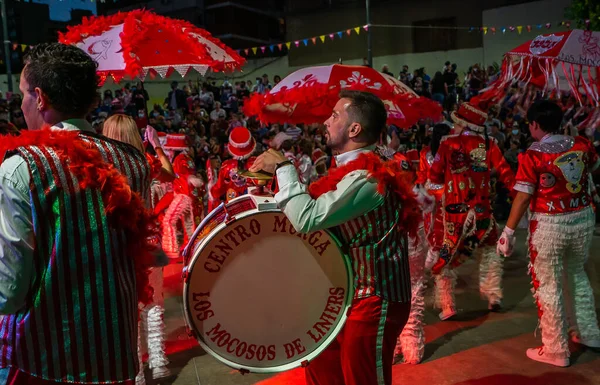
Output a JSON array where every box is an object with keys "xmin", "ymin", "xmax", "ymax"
[
  {"xmin": 227, "ymin": 127, "xmax": 256, "ymax": 160},
  {"xmin": 451, "ymin": 97, "xmax": 488, "ymax": 133},
  {"xmin": 163, "ymin": 134, "xmax": 189, "ymax": 151},
  {"xmin": 158, "ymin": 132, "xmax": 168, "ymax": 147},
  {"xmin": 312, "ymin": 148, "xmax": 327, "ymax": 165}
]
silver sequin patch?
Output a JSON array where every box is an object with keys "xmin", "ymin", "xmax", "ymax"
[{"xmin": 529, "ymin": 136, "xmax": 574, "ymax": 154}]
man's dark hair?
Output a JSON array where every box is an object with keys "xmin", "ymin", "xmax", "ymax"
[
  {"xmin": 24, "ymin": 43, "xmax": 98, "ymax": 117},
  {"xmin": 527, "ymin": 100, "xmax": 563, "ymax": 134},
  {"xmin": 338, "ymin": 90, "xmax": 387, "ymax": 144},
  {"xmin": 281, "ymin": 140, "xmax": 294, "ymax": 152}
]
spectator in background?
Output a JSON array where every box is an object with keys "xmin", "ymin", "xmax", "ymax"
[
  {"xmin": 430, "ymin": 71, "xmax": 447, "ymax": 105},
  {"xmin": 399, "ymin": 65, "xmax": 412, "ymax": 85},
  {"xmin": 165, "ymin": 81, "xmax": 187, "ymax": 111},
  {"xmin": 503, "ymin": 139, "xmax": 521, "ymax": 172},
  {"xmin": 210, "ymin": 101, "xmax": 226, "ymax": 121},
  {"xmin": 273, "ymin": 75, "xmax": 282, "ymax": 86},
  {"xmin": 489, "ymin": 121, "xmax": 506, "ymax": 150},
  {"xmin": 382, "ymin": 64, "xmax": 394, "ymax": 77},
  {"xmin": 285, "ymin": 123, "xmax": 303, "ymax": 141}
]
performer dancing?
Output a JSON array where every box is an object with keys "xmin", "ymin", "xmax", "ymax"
[
  {"xmin": 497, "ymin": 100, "xmax": 600, "ymax": 367},
  {"xmin": 251, "ymin": 90, "xmax": 417, "ymax": 385},
  {"xmin": 0, "ymin": 43, "xmax": 156, "ymax": 384},
  {"xmin": 428, "ymin": 98, "xmax": 515, "ymax": 320}
]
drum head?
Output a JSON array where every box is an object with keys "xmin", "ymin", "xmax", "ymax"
[{"xmin": 184, "ymin": 210, "xmax": 352, "ymax": 373}]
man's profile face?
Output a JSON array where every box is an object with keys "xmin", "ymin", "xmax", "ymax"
[
  {"xmin": 323, "ymin": 98, "xmax": 352, "ymax": 151},
  {"xmin": 19, "ymin": 67, "xmax": 44, "ymax": 131}
]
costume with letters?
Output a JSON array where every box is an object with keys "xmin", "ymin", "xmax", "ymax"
[
  {"xmin": 513, "ymin": 134, "xmax": 600, "ymax": 360},
  {"xmin": 304, "ymin": 148, "xmax": 419, "ymax": 385},
  {"xmin": 428, "ymin": 99, "xmax": 515, "ymax": 317}
]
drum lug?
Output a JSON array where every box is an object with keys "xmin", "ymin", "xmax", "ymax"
[
  {"xmin": 181, "ymin": 267, "xmax": 188, "ymax": 281},
  {"xmin": 225, "ymin": 215, "xmax": 237, "ymax": 225},
  {"xmin": 238, "ymin": 368, "xmax": 250, "ymax": 375},
  {"xmin": 186, "ymin": 328, "xmax": 197, "ymax": 338},
  {"xmin": 301, "ymin": 360, "xmax": 309, "ymax": 367}
]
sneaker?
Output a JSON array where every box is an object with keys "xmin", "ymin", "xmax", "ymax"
[
  {"xmin": 572, "ymin": 335, "xmax": 600, "ymax": 348},
  {"xmin": 526, "ymin": 346, "xmax": 569, "ymax": 367},
  {"xmin": 151, "ymin": 366, "xmax": 172, "ymax": 380},
  {"xmin": 488, "ymin": 301, "xmax": 502, "ymax": 312},
  {"xmin": 439, "ymin": 307, "xmax": 457, "ymax": 321}
]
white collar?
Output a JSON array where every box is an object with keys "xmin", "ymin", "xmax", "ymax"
[
  {"xmin": 540, "ymin": 133, "xmax": 567, "ymax": 143},
  {"xmin": 334, "ymin": 144, "xmax": 376, "ymax": 166},
  {"xmin": 51, "ymin": 119, "xmax": 93, "ymax": 132}
]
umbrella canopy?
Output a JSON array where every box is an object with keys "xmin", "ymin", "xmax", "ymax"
[
  {"xmin": 489, "ymin": 30, "xmax": 600, "ymax": 104},
  {"xmin": 59, "ymin": 9, "xmax": 245, "ymax": 84},
  {"xmin": 244, "ymin": 64, "xmax": 442, "ymax": 128}
]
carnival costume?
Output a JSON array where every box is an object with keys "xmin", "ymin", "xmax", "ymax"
[
  {"xmin": 208, "ymin": 127, "xmax": 256, "ymax": 212},
  {"xmin": 428, "ymin": 100, "xmax": 515, "ymax": 319},
  {"xmin": 0, "ymin": 125, "xmax": 157, "ymax": 384},
  {"xmin": 276, "ymin": 145, "xmax": 419, "ymax": 385},
  {"xmin": 390, "ymin": 151, "xmax": 429, "ymax": 365},
  {"xmin": 499, "ymin": 134, "xmax": 600, "ymax": 366}
]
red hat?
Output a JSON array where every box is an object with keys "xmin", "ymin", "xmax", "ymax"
[
  {"xmin": 173, "ymin": 153, "xmax": 195, "ymax": 176},
  {"xmin": 312, "ymin": 148, "xmax": 327, "ymax": 165},
  {"xmin": 451, "ymin": 97, "xmax": 488, "ymax": 133},
  {"xmin": 227, "ymin": 127, "xmax": 256, "ymax": 160},
  {"xmin": 163, "ymin": 133, "xmax": 189, "ymax": 151}
]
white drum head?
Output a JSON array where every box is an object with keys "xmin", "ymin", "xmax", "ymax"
[{"xmin": 184, "ymin": 210, "xmax": 352, "ymax": 373}]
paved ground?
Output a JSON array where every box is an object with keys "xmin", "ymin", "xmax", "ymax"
[{"xmin": 143, "ymin": 226, "xmax": 600, "ymax": 385}]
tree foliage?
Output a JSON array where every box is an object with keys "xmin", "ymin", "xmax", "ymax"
[{"xmin": 565, "ymin": 0, "xmax": 600, "ymax": 31}]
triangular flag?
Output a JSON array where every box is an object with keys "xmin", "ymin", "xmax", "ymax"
[
  {"xmin": 354, "ymin": 27, "xmax": 360, "ymax": 34},
  {"xmin": 491, "ymin": 27, "xmax": 496, "ymax": 34},
  {"xmin": 303, "ymin": 39, "xmax": 308, "ymax": 46},
  {"xmin": 260, "ymin": 46, "xmax": 266, "ymax": 53},
  {"xmin": 483, "ymin": 27, "xmax": 488, "ymax": 35},
  {"xmin": 545, "ymin": 23, "xmax": 551, "ymax": 28},
  {"xmin": 244, "ymin": 49, "xmax": 249, "ymax": 55},
  {"xmin": 29, "ymin": 45, "xmax": 33, "ymax": 49},
  {"xmin": 154, "ymin": 66, "xmax": 169, "ymax": 78},
  {"xmin": 363, "ymin": 24, "xmax": 369, "ymax": 31},
  {"xmin": 346, "ymin": 29, "xmax": 352, "ymax": 36},
  {"xmin": 565, "ymin": 21, "xmax": 571, "ymax": 29},
  {"xmin": 320, "ymin": 35, "xmax": 325, "ymax": 43},
  {"xmin": 311, "ymin": 37, "xmax": 317, "ymax": 44},
  {"xmin": 174, "ymin": 65, "xmax": 190, "ymax": 78},
  {"xmin": 252, "ymin": 47, "xmax": 257, "ymax": 55},
  {"xmin": 501, "ymin": 27, "xmax": 506, "ymax": 34},
  {"xmin": 337, "ymin": 32, "xmax": 343, "ymax": 38},
  {"xmin": 21, "ymin": 44, "xmax": 27, "ymax": 52},
  {"xmin": 12, "ymin": 43, "xmax": 17, "ymax": 50},
  {"xmin": 517, "ymin": 26, "xmax": 523, "ymax": 34},
  {"xmin": 509, "ymin": 26, "xmax": 515, "ymax": 32},
  {"xmin": 526, "ymin": 25, "xmax": 532, "ymax": 32},
  {"xmin": 269, "ymin": 45, "xmax": 274, "ymax": 52},
  {"xmin": 278, "ymin": 43, "xmax": 283, "ymax": 50},
  {"xmin": 294, "ymin": 41, "xmax": 300, "ymax": 47},
  {"xmin": 285, "ymin": 42, "xmax": 291, "ymax": 50},
  {"xmin": 329, "ymin": 33, "xmax": 334, "ymax": 40},
  {"xmin": 537, "ymin": 24, "xmax": 542, "ymax": 29}
]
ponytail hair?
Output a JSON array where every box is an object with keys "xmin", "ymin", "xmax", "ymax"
[{"xmin": 431, "ymin": 123, "xmax": 451, "ymax": 156}]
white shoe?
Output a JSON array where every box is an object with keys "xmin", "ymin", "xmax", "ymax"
[
  {"xmin": 572, "ymin": 335, "xmax": 600, "ymax": 348},
  {"xmin": 152, "ymin": 366, "xmax": 172, "ymax": 380},
  {"xmin": 526, "ymin": 346, "xmax": 569, "ymax": 367},
  {"xmin": 439, "ymin": 307, "xmax": 457, "ymax": 321}
]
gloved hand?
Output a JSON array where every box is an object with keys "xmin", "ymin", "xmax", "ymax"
[
  {"xmin": 413, "ymin": 185, "xmax": 435, "ymax": 214},
  {"xmin": 425, "ymin": 248, "xmax": 439, "ymax": 270},
  {"xmin": 145, "ymin": 125, "xmax": 161, "ymax": 149},
  {"xmin": 496, "ymin": 226, "xmax": 516, "ymax": 257}
]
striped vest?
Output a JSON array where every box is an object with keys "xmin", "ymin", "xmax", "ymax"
[
  {"xmin": 330, "ymin": 191, "xmax": 411, "ymax": 303},
  {"xmin": 0, "ymin": 131, "xmax": 150, "ymax": 383}
]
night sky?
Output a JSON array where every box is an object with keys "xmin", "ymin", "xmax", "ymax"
[{"xmin": 28, "ymin": 0, "xmax": 97, "ymax": 21}]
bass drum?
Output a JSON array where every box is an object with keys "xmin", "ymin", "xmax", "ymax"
[{"xmin": 182, "ymin": 194, "xmax": 352, "ymax": 373}]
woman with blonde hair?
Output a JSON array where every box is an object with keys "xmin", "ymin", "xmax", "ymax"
[{"xmin": 103, "ymin": 114, "xmax": 173, "ymax": 385}]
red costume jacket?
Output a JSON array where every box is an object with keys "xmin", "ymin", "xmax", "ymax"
[{"xmin": 514, "ymin": 135, "xmax": 600, "ymax": 215}]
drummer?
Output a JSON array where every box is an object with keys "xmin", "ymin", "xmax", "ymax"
[{"xmin": 251, "ymin": 90, "xmax": 418, "ymax": 385}]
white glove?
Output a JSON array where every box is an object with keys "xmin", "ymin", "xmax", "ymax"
[
  {"xmin": 145, "ymin": 125, "xmax": 160, "ymax": 149},
  {"xmin": 413, "ymin": 185, "xmax": 435, "ymax": 214},
  {"xmin": 497, "ymin": 227, "xmax": 516, "ymax": 257},
  {"xmin": 425, "ymin": 248, "xmax": 439, "ymax": 270}
]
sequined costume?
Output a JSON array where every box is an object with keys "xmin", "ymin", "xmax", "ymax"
[
  {"xmin": 513, "ymin": 134, "xmax": 600, "ymax": 360},
  {"xmin": 418, "ymin": 146, "xmax": 445, "ymax": 265},
  {"xmin": 429, "ymin": 127, "xmax": 515, "ymax": 316}
]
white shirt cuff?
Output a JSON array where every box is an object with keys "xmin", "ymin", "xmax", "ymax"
[
  {"xmin": 276, "ymin": 164, "xmax": 299, "ymax": 188},
  {"xmin": 514, "ymin": 181, "xmax": 535, "ymax": 195}
]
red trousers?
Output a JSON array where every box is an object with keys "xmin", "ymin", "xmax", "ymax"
[{"xmin": 305, "ymin": 296, "xmax": 410, "ymax": 385}]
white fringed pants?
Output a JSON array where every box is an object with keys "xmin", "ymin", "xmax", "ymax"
[
  {"xmin": 162, "ymin": 194, "xmax": 195, "ymax": 258},
  {"xmin": 528, "ymin": 207, "xmax": 600, "ymax": 357}
]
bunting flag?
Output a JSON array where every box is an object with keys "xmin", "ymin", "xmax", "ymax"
[
  {"xmin": 491, "ymin": 27, "xmax": 496, "ymax": 34},
  {"xmin": 320, "ymin": 35, "xmax": 325, "ymax": 43},
  {"xmin": 502, "ymin": 27, "xmax": 506, "ymax": 34},
  {"xmin": 346, "ymin": 29, "xmax": 352, "ymax": 36},
  {"xmin": 252, "ymin": 47, "xmax": 257, "ymax": 55},
  {"xmin": 363, "ymin": 24, "xmax": 369, "ymax": 32},
  {"xmin": 244, "ymin": 49, "xmax": 249, "ymax": 55},
  {"xmin": 483, "ymin": 27, "xmax": 488, "ymax": 35},
  {"xmin": 526, "ymin": 25, "xmax": 532, "ymax": 32},
  {"xmin": 337, "ymin": 32, "xmax": 343, "ymax": 38},
  {"xmin": 311, "ymin": 37, "xmax": 317, "ymax": 44},
  {"xmin": 329, "ymin": 33, "xmax": 334, "ymax": 40},
  {"xmin": 517, "ymin": 26, "xmax": 523, "ymax": 34},
  {"xmin": 546, "ymin": 23, "xmax": 552, "ymax": 28},
  {"xmin": 260, "ymin": 46, "xmax": 266, "ymax": 53},
  {"xmin": 285, "ymin": 42, "xmax": 291, "ymax": 50},
  {"xmin": 354, "ymin": 27, "xmax": 360, "ymax": 34},
  {"xmin": 12, "ymin": 43, "xmax": 17, "ymax": 50},
  {"xmin": 303, "ymin": 39, "xmax": 308, "ymax": 46},
  {"xmin": 294, "ymin": 41, "xmax": 300, "ymax": 47},
  {"xmin": 269, "ymin": 45, "xmax": 274, "ymax": 52},
  {"xmin": 278, "ymin": 43, "xmax": 283, "ymax": 50}
]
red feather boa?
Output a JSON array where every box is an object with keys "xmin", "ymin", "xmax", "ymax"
[
  {"xmin": 308, "ymin": 152, "xmax": 420, "ymax": 236},
  {"xmin": 0, "ymin": 129, "xmax": 157, "ymax": 306}
]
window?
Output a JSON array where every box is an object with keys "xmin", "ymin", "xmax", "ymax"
[{"xmin": 412, "ymin": 17, "xmax": 457, "ymax": 53}]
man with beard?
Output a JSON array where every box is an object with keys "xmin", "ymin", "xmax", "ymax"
[{"xmin": 251, "ymin": 90, "xmax": 418, "ymax": 385}]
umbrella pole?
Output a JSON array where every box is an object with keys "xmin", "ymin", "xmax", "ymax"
[{"xmin": 140, "ymin": 80, "xmax": 150, "ymax": 119}]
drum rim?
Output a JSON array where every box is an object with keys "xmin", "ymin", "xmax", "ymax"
[{"xmin": 183, "ymin": 208, "xmax": 353, "ymax": 374}]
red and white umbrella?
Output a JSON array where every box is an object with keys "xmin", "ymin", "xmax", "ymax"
[
  {"xmin": 490, "ymin": 30, "xmax": 600, "ymax": 104},
  {"xmin": 59, "ymin": 9, "xmax": 245, "ymax": 84},
  {"xmin": 244, "ymin": 64, "xmax": 442, "ymax": 128}
]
